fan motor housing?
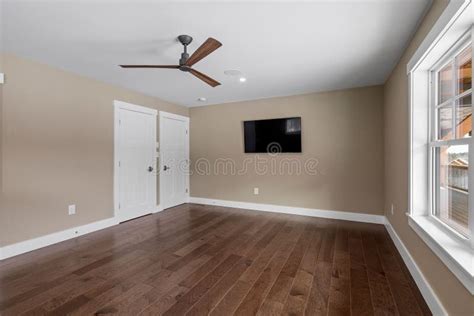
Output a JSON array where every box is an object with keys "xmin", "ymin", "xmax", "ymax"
[{"xmin": 179, "ymin": 65, "xmax": 192, "ymax": 72}]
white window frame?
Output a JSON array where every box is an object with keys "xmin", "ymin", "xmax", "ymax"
[
  {"xmin": 429, "ymin": 33, "xmax": 472, "ymax": 240},
  {"xmin": 407, "ymin": 0, "xmax": 473, "ymax": 295}
]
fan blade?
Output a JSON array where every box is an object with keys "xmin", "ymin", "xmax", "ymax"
[
  {"xmin": 120, "ymin": 65, "xmax": 179, "ymax": 68},
  {"xmin": 190, "ymin": 69, "xmax": 221, "ymax": 87},
  {"xmin": 185, "ymin": 38, "xmax": 222, "ymax": 67}
]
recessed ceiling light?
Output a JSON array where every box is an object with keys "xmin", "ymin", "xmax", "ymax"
[
  {"xmin": 239, "ymin": 77, "xmax": 247, "ymax": 83},
  {"xmin": 224, "ymin": 70, "xmax": 242, "ymax": 76},
  {"xmin": 197, "ymin": 97, "xmax": 207, "ymax": 102}
]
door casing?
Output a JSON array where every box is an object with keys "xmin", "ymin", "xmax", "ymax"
[
  {"xmin": 114, "ymin": 100, "xmax": 158, "ymax": 221},
  {"xmin": 159, "ymin": 111, "xmax": 190, "ymax": 210}
]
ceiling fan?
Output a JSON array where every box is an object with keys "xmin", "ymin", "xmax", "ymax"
[{"xmin": 120, "ymin": 35, "xmax": 222, "ymax": 87}]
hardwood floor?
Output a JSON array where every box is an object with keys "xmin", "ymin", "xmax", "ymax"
[{"xmin": 0, "ymin": 204, "xmax": 431, "ymax": 315}]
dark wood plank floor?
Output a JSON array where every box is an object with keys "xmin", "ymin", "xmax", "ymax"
[{"xmin": 0, "ymin": 204, "xmax": 431, "ymax": 315}]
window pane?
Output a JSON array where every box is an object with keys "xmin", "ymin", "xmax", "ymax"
[
  {"xmin": 438, "ymin": 63, "xmax": 453, "ymax": 104},
  {"xmin": 437, "ymin": 104, "xmax": 453, "ymax": 140},
  {"xmin": 456, "ymin": 94, "xmax": 472, "ymax": 138},
  {"xmin": 457, "ymin": 46, "xmax": 472, "ymax": 94},
  {"xmin": 434, "ymin": 145, "xmax": 469, "ymax": 236}
]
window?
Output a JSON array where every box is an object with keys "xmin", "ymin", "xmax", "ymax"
[
  {"xmin": 430, "ymin": 41, "xmax": 472, "ymax": 238},
  {"xmin": 407, "ymin": 0, "xmax": 473, "ymax": 294}
]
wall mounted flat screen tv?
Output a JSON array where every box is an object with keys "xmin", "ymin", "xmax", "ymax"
[{"xmin": 243, "ymin": 117, "xmax": 302, "ymax": 153}]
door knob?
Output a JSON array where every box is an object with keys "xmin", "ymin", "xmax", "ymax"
[
  {"xmin": 148, "ymin": 166, "xmax": 154, "ymax": 172},
  {"xmin": 163, "ymin": 165, "xmax": 170, "ymax": 171}
]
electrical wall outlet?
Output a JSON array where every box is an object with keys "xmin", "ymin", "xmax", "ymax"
[
  {"xmin": 254, "ymin": 187, "xmax": 259, "ymax": 195},
  {"xmin": 0, "ymin": 73, "xmax": 4, "ymax": 84},
  {"xmin": 390, "ymin": 203, "xmax": 394, "ymax": 215},
  {"xmin": 68, "ymin": 204, "xmax": 76, "ymax": 215}
]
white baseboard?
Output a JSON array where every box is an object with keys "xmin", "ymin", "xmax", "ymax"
[
  {"xmin": 190, "ymin": 197, "xmax": 445, "ymax": 315},
  {"xmin": 189, "ymin": 197, "xmax": 385, "ymax": 224},
  {"xmin": 0, "ymin": 204, "xmax": 163, "ymax": 261},
  {"xmin": 0, "ymin": 198, "xmax": 448, "ymax": 316},
  {"xmin": 0, "ymin": 217, "xmax": 119, "ymax": 261},
  {"xmin": 385, "ymin": 220, "xmax": 447, "ymax": 316},
  {"xmin": 153, "ymin": 204, "xmax": 163, "ymax": 213}
]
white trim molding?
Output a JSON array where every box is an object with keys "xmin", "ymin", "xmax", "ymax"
[
  {"xmin": 408, "ymin": 215, "xmax": 474, "ymax": 295},
  {"xmin": 114, "ymin": 100, "xmax": 158, "ymax": 222},
  {"xmin": 159, "ymin": 111, "xmax": 190, "ymax": 211},
  {"xmin": 159, "ymin": 111, "xmax": 190, "ymax": 123},
  {"xmin": 0, "ymin": 217, "xmax": 119, "ymax": 261},
  {"xmin": 407, "ymin": 0, "xmax": 474, "ymax": 294},
  {"xmin": 113, "ymin": 100, "xmax": 158, "ymax": 116},
  {"xmin": 385, "ymin": 220, "xmax": 448, "ymax": 315},
  {"xmin": 0, "ymin": 201, "xmax": 383, "ymax": 261},
  {"xmin": 407, "ymin": 0, "xmax": 470, "ymax": 73},
  {"xmin": 153, "ymin": 204, "xmax": 164, "ymax": 213},
  {"xmin": 189, "ymin": 197, "xmax": 385, "ymax": 224}
]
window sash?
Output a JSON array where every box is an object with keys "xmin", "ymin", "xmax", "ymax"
[
  {"xmin": 431, "ymin": 32, "xmax": 471, "ymax": 78},
  {"xmin": 429, "ymin": 36, "xmax": 472, "ymax": 243},
  {"xmin": 430, "ymin": 145, "xmax": 471, "ymax": 238}
]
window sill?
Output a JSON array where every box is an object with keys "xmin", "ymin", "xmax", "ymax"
[{"xmin": 408, "ymin": 214, "xmax": 473, "ymax": 294}]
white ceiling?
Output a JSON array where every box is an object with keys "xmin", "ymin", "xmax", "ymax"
[{"xmin": 2, "ymin": 0, "xmax": 430, "ymax": 107}]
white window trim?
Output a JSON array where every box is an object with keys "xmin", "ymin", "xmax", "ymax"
[
  {"xmin": 408, "ymin": 215, "xmax": 473, "ymax": 294},
  {"xmin": 408, "ymin": 0, "xmax": 474, "ymax": 294},
  {"xmin": 429, "ymin": 33, "xmax": 471, "ymax": 239}
]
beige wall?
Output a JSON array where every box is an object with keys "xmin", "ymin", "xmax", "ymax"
[
  {"xmin": 384, "ymin": 0, "xmax": 473, "ymax": 314},
  {"xmin": 190, "ymin": 86, "xmax": 384, "ymax": 215},
  {"xmin": 0, "ymin": 54, "xmax": 188, "ymax": 246},
  {"xmin": 0, "ymin": 54, "xmax": 3, "ymax": 216},
  {"xmin": 1, "ymin": 53, "xmax": 6, "ymax": 247}
]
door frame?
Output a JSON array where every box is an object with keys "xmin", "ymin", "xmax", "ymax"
[
  {"xmin": 114, "ymin": 100, "xmax": 158, "ymax": 221},
  {"xmin": 159, "ymin": 111, "xmax": 190, "ymax": 210}
]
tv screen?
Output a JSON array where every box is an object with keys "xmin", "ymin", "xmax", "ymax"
[{"xmin": 244, "ymin": 117, "xmax": 302, "ymax": 153}]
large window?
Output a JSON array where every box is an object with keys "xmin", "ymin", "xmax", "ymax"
[
  {"xmin": 408, "ymin": 1, "xmax": 473, "ymax": 295},
  {"xmin": 431, "ymin": 40, "xmax": 472, "ymax": 238}
]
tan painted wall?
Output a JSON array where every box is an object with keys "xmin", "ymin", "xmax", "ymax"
[
  {"xmin": 0, "ymin": 53, "xmax": 4, "ymax": 191},
  {"xmin": 1, "ymin": 52, "xmax": 6, "ymax": 247},
  {"xmin": 0, "ymin": 54, "xmax": 188, "ymax": 246},
  {"xmin": 190, "ymin": 85, "xmax": 384, "ymax": 215},
  {"xmin": 384, "ymin": 0, "xmax": 473, "ymax": 314}
]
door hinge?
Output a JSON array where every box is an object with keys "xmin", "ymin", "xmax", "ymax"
[
  {"xmin": 118, "ymin": 161, "xmax": 121, "ymax": 167},
  {"xmin": 186, "ymin": 188, "xmax": 189, "ymax": 193},
  {"xmin": 118, "ymin": 203, "xmax": 121, "ymax": 209},
  {"xmin": 186, "ymin": 129, "xmax": 188, "ymax": 135}
]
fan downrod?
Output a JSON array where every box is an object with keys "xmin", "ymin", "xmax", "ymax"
[{"xmin": 178, "ymin": 35, "xmax": 193, "ymax": 67}]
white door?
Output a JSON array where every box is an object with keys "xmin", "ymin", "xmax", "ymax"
[
  {"xmin": 160, "ymin": 112, "xmax": 189, "ymax": 210},
  {"xmin": 115, "ymin": 101, "xmax": 157, "ymax": 222}
]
